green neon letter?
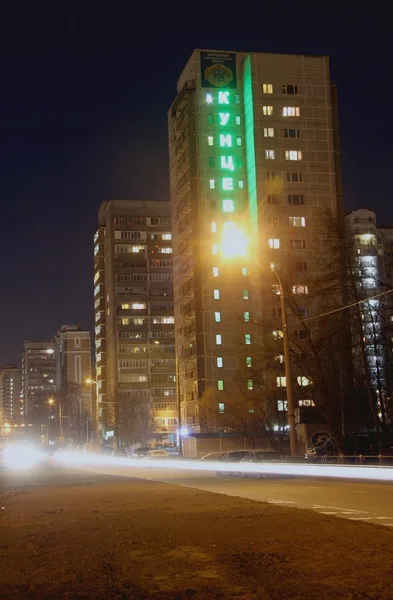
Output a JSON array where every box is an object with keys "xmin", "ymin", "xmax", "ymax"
[
  {"xmin": 221, "ymin": 156, "xmax": 235, "ymax": 171},
  {"xmin": 219, "ymin": 112, "xmax": 230, "ymax": 125},
  {"xmin": 223, "ymin": 200, "xmax": 235, "ymax": 213},
  {"xmin": 218, "ymin": 91, "xmax": 230, "ymax": 104},
  {"xmin": 220, "ymin": 134, "xmax": 232, "ymax": 148},
  {"xmin": 222, "ymin": 178, "xmax": 234, "ymax": 190}
]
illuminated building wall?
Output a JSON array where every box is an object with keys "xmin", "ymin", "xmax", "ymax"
[
  {"xmin": 95, "ymin": 201, "xmax": 177, "ymax": 445},
  {"xmin": 0, "ymin": 365, "xmax": 22, "ymax": 426},
  {"xmin": 22, "ymin": 341, "xmax": 56, "ymax": 434},
  {"xmin": 169, "ymin": 50, "xmax": 342, "ymax": 433}
]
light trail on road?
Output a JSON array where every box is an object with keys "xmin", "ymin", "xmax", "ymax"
[{"xmin": 55, "ymin": 452, "xmax": 393, "ymax": 483}]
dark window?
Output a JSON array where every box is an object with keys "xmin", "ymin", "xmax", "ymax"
[
  {"xmin": 237, "ymin": 158, "xmax": 244, "ymax": 168},
  {"xmin": 296, "ymin": 262, "xmax": 308, "ymax": 271},
  {"xmin": 272, "ymin": 307, "xmax": 283, "ymax": 317},
  {"xmin": 208, "ymin": 157, "xmax": 215, "ymax": 168},
  {"xmin": 268, "ymin": 194, "xmax": 279, "ymax": 204},
  {"xmin": 284, "ymin": 128, "xmax": 301, "ymax": 138},
  {"xmin": 288, "ymin": 194, "xmax": 305, "ymax": 205},
  {"xmin": 296, "ymin": 329, "xmax": 310, "ymax": 340},
  {"xmin": 266, "ymin": 172, "xmax": 277, "ymax": 181},
  {"xmin": 283, "ymin": 84, "xmax": 298, "ymax": 95},
  {"xmin": 287, "ymin": 172, "xmax": 303, "ymax": 182},
  {"xmin": 207, "ymin": 114, "xmax": 213, "ymax": 124},
  {"xmin": 211, "ymin": 200, "xmax": 218, "ymax": 210}
]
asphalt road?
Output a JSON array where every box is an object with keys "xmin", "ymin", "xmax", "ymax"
[
  {"xmin": 72, "ymin": 460, "xmax": 393, "ymax": 529},
  {"xmin": 0, "ymin": 459, "xmax": 128, "ymax": 491},
  {"xmin": 2, "ymin": 458, "xmax": 393, "ymax": 530}
]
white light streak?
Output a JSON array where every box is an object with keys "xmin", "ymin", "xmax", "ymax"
[{"xmin": 54, "ymin": 453, "xmax": 393, "ymax": 483}]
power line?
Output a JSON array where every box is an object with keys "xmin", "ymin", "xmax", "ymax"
[{"xmin": 298, "ymin": 288, "xmax": 393, "ymax": 324}]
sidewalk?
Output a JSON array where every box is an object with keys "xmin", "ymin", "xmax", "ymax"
[{"xmin": 1, "ymin": 478, "xmax": 393, "ymax": 599}]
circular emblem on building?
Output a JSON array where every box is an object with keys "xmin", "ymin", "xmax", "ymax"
[{"xmin": 204, "ymin": 63, "xmax": 233, "ymax": 88}]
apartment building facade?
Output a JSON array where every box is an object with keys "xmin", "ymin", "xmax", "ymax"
[
  {"xmin": 94, "ymin": 200, "xmax": 177, "ymax": 445},
  {"xmin": 22, "ymin": 341, "xmax": 56, "ymax": 436},
  {"xmin": 168, "ymin": 49, "xmax": 342, "ymax": 433},
  {"xmin": 0, "ymin": 364, "xmax": 22, "ymax": 426},
  {"xmin": 54, "ymin": 325, "xmax": 93, "ymax": 442}
]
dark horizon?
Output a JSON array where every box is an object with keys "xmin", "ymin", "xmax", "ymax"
[{"xmin": 1, "ymin": 15, "xmax": 392, "ymax": 365}]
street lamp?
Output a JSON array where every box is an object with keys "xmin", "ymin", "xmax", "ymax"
[{"xmin": 270, "ymin": 264, "xmax": 297, "ymax": 456}]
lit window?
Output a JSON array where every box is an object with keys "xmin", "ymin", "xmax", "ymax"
[
  {"xmin": 262, "ymin": 83, "xmax": 273, "ymax": 94},
  {"xmin": 216, "ymin": 334, "xmax": 222, "ymax": 345},
  {"xmin": 206, "ymin": 93, "xmax": 213, "ymax": 103},
  {"xmin": 236, "ymin": 136, "xmax": 242, "ymax": 146},
  {"xmin": 121, "ymin": 303, "xmax": 130, "ymax": 309},
  {"xmin": 215, "ymin": 312, "xmax": 221, "ymax": 323},
  {"xmin": 245, "ymin": 334, "xmax": 251, "ymax": 345},
  {"xmin": 285, "ymin": 150, "xmax": 302, "ymax": 161},
  {"xmin": 276, "ymin": 354, "xmax": 284, "ymax": 363},
  {"xmin": 246, "ymin": 357, "xmax": 252, "ymax": 368},
  {"xmin": 235, "ymin": 115, "xmax": 241, "ymax": 125},
  {"xmin": 243, "ymin": 289, "xmax": 249, "ymax": 300},
  {"xmin": 213, "ymin": 267, "xmax": 219, "ymax": 277},
  {"xmin": 283, "ymin": 106, "xmax": 300, "ymax": 117},
  {"xmin": 132, "ymin": 303, "xmax": 146, "ymax": 310},
  {"xmin": 298, "ymin": 376, "xmax": 311, "ymax": 386},
  {"xmin": 276, "ymin": 376, "xmax": 287, "ymax": 387},
  {"xmin": 244, "ymin": 311, "xmax": 250, "ymax": 323},
  {"xmin": 292, "ymin": 285, "xmax": 309, "ymax": 295},
  {"xmin": 208, "ymin": 136, "xmax": 214, "ymax": 146},
  {"xmin": 272, "ymin": 330, "xmax": 283, "ymax": 339},
  {"xmin": 219, "ymin": 402, "xmax": 225, "ymax": 414},
  {"xmin": 217, "ymin": 380, "xmax": 224, "ymax": 391},
  {"xmin": 242, "ymin": 267, "xmax": 247, "ymax": 276},
  {"xmin": 162, "ymin": 234, "xmax": 172, "ymax": 240},
  {"xmin": 223, "ymin": 199, "xmax": 235, "ymax": 213},
  {"xmin": 268, "ymin": 238, "xmax": 280, "ymax": 249},
  {"xmin": 277, "ymin": 400, "xmax": 288, "ymax": 412},
  {"xmin": 213, "ymin": 289, "xmax": 220, "ymax": 300},
  {"xmin": 265, "ymin": 150, "xmax": 275, "ymax": 160},
  {"xmin": 122, "ymin": 318, "xmax": 130, "ymax": 325},
  {"xmin": 223, "ymin": 178, "xmax": 234, "ymax": 191},
  {"xmin": 212, "ymin": 222, "xmax": 217, "ymax": 233},
  {"xmin": 209, "ymin": 179, "xmax": 215, "ymax": 189},
  {"xmin": 264, "ymin": 128, "xmax": 274, "ymax": 137},
  {"xmin": 263, "ymin": 106, "xmax": 273, "ymax": 115},
  {"xmin": 217, "ymin": 357, "xmax": 223, "ymax": 368},
  {"xmin": 238, "ymin": 180, "xmax": 244, "ymax": 189},
  {"xmin": 289, "ymin": 217, "xmax": 306, "ymax": 227},
  {"xmin": 247, "ymin": 380, "xmax": 253, "ymax": 390},
  {"xmin": 212, "ymin": 244, "xmax": 218, "ymax": 255}
]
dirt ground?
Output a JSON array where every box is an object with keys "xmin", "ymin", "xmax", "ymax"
[{"xmin": 1, "ymin": 478, "xmax": 393, "ymax": 599}]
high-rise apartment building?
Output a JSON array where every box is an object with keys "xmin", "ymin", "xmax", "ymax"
[
  {"xmin": 0, "ymin": 364, "xmax": 22, "ymax": 426},
  {"xmin": 54, "ymin": 325, "xmax": 92, "ymax": 441},
  {"xmin": 169, "ymin": 50, "xmax": 342, "ymax": 433},
  {"xmin": 94, "ymin": 201, "xmax": 177, "ymax": 445},
  {"xmin": 22, "ymin": 341, "xmax": 56, "ymax": 436}
]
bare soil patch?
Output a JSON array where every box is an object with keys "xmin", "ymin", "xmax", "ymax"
[{"xmin": 1, "ymin": 478, "xmax": 393, "ymax": 599}]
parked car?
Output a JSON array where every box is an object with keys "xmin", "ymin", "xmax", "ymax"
[
  {"xmin": 240, "ymin": 449, "xmax": 285, "ymax": 478},
  {"xmin": 141, "ymin": 449, "xmax": 169, "ymax": 460},
  {"xmin": 111, "ymin": 448, "xmax": 128, "ymax": 457},
  {"xmin": 131, "ymin": 447, "xmax": 151, "ymax": 459},
  {"xmin": 216, "ymin": 451, "xmax": 249, "ymax": 476},
  {"xmin": 200, "ymin": 452, "xmax": 224, "ymax": 461}
]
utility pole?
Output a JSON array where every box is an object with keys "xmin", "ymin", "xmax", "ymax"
[
  {"xmin": 175, "ymin": 352, "xmax": 183, "ymax": 455},
  {"xmin": 272, "ymin": 266, "xmax": 298, "ymax": 456}
]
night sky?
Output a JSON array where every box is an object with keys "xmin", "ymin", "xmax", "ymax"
[{"xmin": 0, "ymin": 16, "xmax": 391, "ymax": 365}]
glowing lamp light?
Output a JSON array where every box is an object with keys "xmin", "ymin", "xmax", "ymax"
[{"xmin": 220, "ymin": 222, "xmax": 248, "ymax": 258}]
